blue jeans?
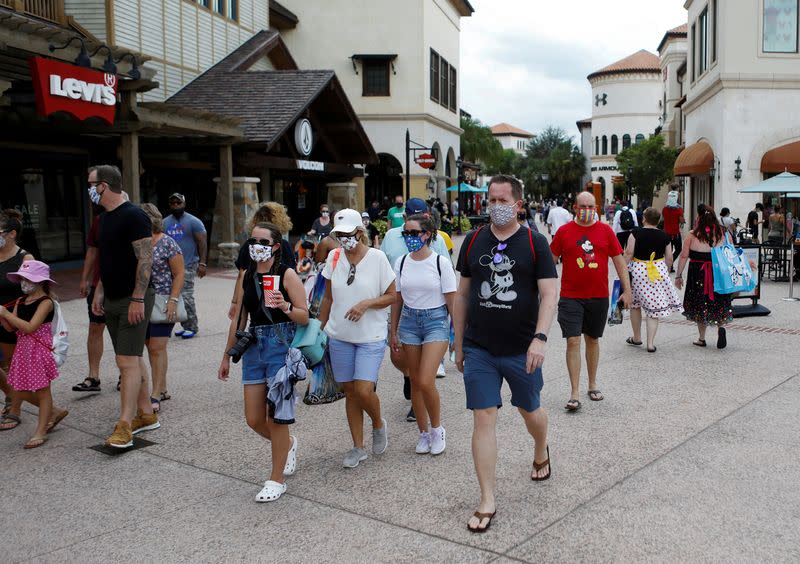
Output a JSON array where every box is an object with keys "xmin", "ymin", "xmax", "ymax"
[
  {"xmin": 398, "ymin": 304, "xmax": 449, "ymax": 346},
  {"xmin": 241, "ymin": 323, "xmax": 296, "ymax": 385}
]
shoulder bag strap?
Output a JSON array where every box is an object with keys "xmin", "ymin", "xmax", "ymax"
[{"xmin": 465, "ymin": 225, "xmax": 485, "ymax": 259}]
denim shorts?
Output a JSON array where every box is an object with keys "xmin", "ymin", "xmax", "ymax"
[
  {"xmin": 328, "ymin": 338, "xmax": 386, "ymax": 383},
  {"xmin": 241, "ymin": 323, "xmax": 296, "ymax": 385},
  {"xmin": 398, "ymin": 304, "xmax": 449, "ymax": 346},
  {"xmin": 463, "ymin": 345, "xmax": 543, "ymax": 412}
]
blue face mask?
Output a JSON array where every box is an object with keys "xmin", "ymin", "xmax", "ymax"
[{"xmin": 403, "ymin": 235, "xmax": 425, "ymax": 252}]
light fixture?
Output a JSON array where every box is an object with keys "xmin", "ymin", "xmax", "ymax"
[
  {"xmin": 115, "ymin": 53, "xmax": 141, "ymax": 80},
  {"xmin": 734, "ymin": 156, "xmax": 742, "ymax": 181},
  {"xmin": 709, "ymin": 159, "xmax": 716, "ymax": 180},
  {"xmin": 717, "ymin": 157, "xmax": 722, "ymax": 180},
  {"xmin": 90, "ymin": 45, "xmax": 117, "ymax": 74},
  {"xmin": 49, "ymin": 37, "xmax": 91, "ymax": 67}
]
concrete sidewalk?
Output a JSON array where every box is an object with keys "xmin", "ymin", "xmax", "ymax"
[{"xmin": 3, "ymin": 253, "xmax": 800, "ymax": 562}]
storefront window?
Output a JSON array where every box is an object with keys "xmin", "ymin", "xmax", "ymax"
[{"xmin": 764, "ymin": 0, "xmax": 799, "ymax": 53}]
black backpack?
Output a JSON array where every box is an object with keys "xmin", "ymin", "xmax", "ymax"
[{"xmin": 620, "ymin": 208, "xmax": 635, "ymax": 231}]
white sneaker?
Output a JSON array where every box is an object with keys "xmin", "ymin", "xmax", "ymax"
[
  {"xmin": 430, "ymin": 426, "xmax": 446, "ymax": 455},
  {"xmin": 415, "ymin": 431, "xmax": 431, "ymax": 454},
  {"xmin": 436, "ymin": 361, "xmax": 446, "ymax": 378}
]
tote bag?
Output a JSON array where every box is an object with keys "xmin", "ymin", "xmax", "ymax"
[{"xmin": 711, "ymin": 233, "xmax": 756, "ymax": 294}]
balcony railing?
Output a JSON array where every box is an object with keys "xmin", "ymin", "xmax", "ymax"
[{"xmin": 0, "ymin": 0, "xmax": 66, "ymax": 25}]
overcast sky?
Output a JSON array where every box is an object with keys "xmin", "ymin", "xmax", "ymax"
[{"xmin": 460, "ymin": 0, "xmax": 688, "ymax": 142}]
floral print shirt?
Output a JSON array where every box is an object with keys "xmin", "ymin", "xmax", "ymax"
[{"xmin": 151, "ymin": 235, "xmax": 182, "ymax": 295}]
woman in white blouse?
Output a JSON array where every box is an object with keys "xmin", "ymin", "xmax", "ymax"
[{"xmin": 390, "ymin": 214, "xmax": 456, "ymax": 455}]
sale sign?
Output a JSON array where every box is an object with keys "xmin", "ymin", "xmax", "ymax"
[{"xmin": 28, "ymin": 57, "xmax": 118, "ymax": 124}]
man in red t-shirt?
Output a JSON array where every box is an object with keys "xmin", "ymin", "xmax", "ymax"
[
  {"xmin": 661, "ymin": 191, "xmax": 685, "ymax": 270},
  {"xmin": 550, "ymin": 191, "xmax": 631, "ymax": 411}
]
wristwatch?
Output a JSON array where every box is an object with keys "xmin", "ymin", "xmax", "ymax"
[
  {"xmin": 283, "ymin": 302, "xmax": 293, "ymax": 314},
  {"xmin": 533, "ymin": 333, "xmax": 548, "ymax": 343}
]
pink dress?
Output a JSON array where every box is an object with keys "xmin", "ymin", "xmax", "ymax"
[{"xmin": 7, "ymin": 297, "xmax": 59, "ymax": 392}]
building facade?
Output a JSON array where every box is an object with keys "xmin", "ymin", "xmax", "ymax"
[
  {"xmin": 676, "ymin": 0, "xmax": 800, "ymax": 223},
  {"xmin": 490, "ymin": 122, "xmax": 534, "ymax": 155},
  {"xmin": 586, "ymin": 50, "xmax": 662, "ymax": 204},
  {"xmin": 277, "ymin": 0, "xmax": 473, "ymax": 207}
]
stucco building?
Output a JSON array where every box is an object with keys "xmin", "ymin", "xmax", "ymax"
[{"xmin": 490, "ymin": 122, "xmax": 534, "ymax": 155}]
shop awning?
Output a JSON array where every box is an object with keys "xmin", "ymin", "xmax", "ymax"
[
  {"xmin": 673, "ymin": 141, "xmax": 714, "ymax": 176},
  {"xmin": 761, "ymin": 140, "xmax": 800, "ymax": 173}
]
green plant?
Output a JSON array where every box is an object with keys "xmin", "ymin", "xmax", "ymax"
[
  {"xmin": 616, "ymin": 135, "xmax": 679, "ymax": 203},
  {"xmin": 457, "ymin": 216, "xmax": 472, "ymax": 232},
  {"xmin": 372, "ymin": 219, "xmax": 388, "ymax": 239}
]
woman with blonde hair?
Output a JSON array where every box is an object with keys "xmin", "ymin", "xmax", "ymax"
[
  {"xmin": 229, "ymin": 202, "xmax": 295, "ymax": 319},
  {"xmin": 140, "ymin": 204, "xmax": 185, "ymax": 411}
]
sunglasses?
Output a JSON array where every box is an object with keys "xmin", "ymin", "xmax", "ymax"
[
  {"xmin": 246, "ymin": 238, "xmax": 274, "ymax": 246},
  {"xmin": 347, "ymin": 263, "xmax": 356, "ymax": 286},
  {"xmin": 493, "ymin": 242, "xmax": 508, "ymax": 265},
  {"xmin": 401, "ymin": 229, "xmax": 427, "ymax": 237}
]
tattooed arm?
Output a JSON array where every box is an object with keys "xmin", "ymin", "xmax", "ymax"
[{"xmin": 128, "ymin": 236, "xmax": 153, "ymax": 325}]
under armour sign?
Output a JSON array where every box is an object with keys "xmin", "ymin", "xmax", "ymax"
[{"xmin": 29, "ymin": 57, "xmax": 118, "ymax": 124}]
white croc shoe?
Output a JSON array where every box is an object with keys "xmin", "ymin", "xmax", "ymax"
[
  {"xmin": 255, "ymin": 480, "xmax": 286, "ymax": 503},
  {"xmin": 283, "ymin": 435, "xmax": 298, "ymax": 476}
]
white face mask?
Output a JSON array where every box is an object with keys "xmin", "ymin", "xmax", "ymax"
[
  {"xmin": 249, "ymin": 244, "xmax": 273, "ymax": 263},
  {"xmin": 488, "ymin": 203, "xmax": 517, "ymax": 226},
  {"xmin": 20, "ymin": 280, "xmax": 38, "ymax": 294},
  {"xmin": 321, "ymin": 211, "xmax": 330, "ymax": 218},
  {"xmin": 339, "ymin": 236, "xmax": 359, "ymax": 251}
]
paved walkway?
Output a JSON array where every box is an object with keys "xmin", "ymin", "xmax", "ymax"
[{"xmin": 4, "ymin": 242, "xmax": 800, "ymax": 562}]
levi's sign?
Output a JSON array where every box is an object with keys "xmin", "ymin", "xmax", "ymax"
[{"xmin": 29, "ymin": 57, "xmax": 118, "ymax": 124}]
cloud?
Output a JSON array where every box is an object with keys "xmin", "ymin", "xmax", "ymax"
[{"xmin": 460, "ymin": 0, "xmax": 688, "ymax": 138}]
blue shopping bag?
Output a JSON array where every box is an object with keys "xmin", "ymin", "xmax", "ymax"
[{"xmin": 711, "ymin": 233, "xmax": 756, "ymax": 294}]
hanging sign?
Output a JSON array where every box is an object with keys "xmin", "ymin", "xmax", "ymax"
[
  {"xmin": 415, "ymin": 153, "xmax": 436, "ymax": 169},
  {"xmin": 29, "ymin": 57, "xmax": 118, "ymax": 124}
]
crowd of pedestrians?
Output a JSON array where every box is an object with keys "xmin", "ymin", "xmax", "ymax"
[{"xmin": 0, "ymin": 164, "xmax": 765, "ymax": 531}]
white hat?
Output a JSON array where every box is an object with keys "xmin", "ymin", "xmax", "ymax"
[{"xmin": 331, "ymin": 208, "xmax": 363, "ymax": 235}]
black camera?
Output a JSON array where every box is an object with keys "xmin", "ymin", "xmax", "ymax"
[{"xmin": 227, "ymin": 329, "xmax": 255, "ymax": 363}]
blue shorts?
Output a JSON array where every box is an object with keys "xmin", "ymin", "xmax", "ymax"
[
  {"xmin": 328, "ymin": 338, "xmax": 386, "ymax": 383},
  {"xmin": 463, "ymin": 345, "xmax": 543, "ymax": 412},
  {"xmin": 398, "ymin": 304, "xmax": 450, "ymax": 346},
  {"xmin": 146, "ymin": 323, "xmax": 174, "ymax": 339},
  {"xmin": 241, "ymin": 323, "xmax": 295, "ymax": 385}
]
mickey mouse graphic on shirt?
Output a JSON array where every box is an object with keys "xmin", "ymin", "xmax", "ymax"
[
  {"xmin": 576, "ymin": 236, "xmax": 599, "ymax": 269},
  {"xmin": 478, "ymin": 245, "xmax": 517, "ymax": 302}
]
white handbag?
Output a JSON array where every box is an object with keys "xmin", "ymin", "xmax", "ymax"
[{"xmin": 150, "ymin": 294, "xmax": 188, "ymax": 324}]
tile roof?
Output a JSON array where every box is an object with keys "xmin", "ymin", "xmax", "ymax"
[
  {"xmin": 168, "ymin": 69, "xmax": 335, "ymax": 144},
  {"xmin": 490, "ymin": 122, "xmax": 533, "ymax": 137},
  {"xmin": 658, "ymin": 23, "xmax": 689, "ymax": 52},
  {"xmin": 587, "ymin": 49, "xmax": 661, "ymax": 80}
]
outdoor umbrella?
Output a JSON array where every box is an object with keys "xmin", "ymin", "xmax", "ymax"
[
  {"xmin": 738, "ymin": 171, "xmax": 800, "ymax": 300},
  {"xmin": 446, "ymin": 182, "xmax": 480, "ymax": 192}
]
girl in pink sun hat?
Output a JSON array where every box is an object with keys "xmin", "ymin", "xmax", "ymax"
[{"xmin": 0, "ymin": 260, "xmax": 67, "ymax": 449}]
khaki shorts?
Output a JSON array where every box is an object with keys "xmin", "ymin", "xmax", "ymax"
[{"xmin": 104, "ymin": 288, "xmax": 155, "ymax": 357}]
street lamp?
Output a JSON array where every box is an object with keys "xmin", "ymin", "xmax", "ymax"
[
  {"xmin": 456, "ymin": 156, "xmax": 464, "ymax": 235},
  {"xmin": 626, "ymin": 165, "xmax": 633, "ymax": 201},
  {"xmin": 734, "ymin": 156, "xmax": 742, "ymax": 181}
]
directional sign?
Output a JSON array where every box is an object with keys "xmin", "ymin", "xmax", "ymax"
[{"xmin": 415, "ymin": 153, "xmax": 436, "ymax": 169}]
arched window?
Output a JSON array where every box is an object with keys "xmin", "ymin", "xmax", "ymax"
[
  {"xmin": 601, "ymin": 135, "xmax": 608, "ymax": 155},
  {"xmin": 622, "ymin": 134, "xmax": 631, "ymax": 150},
  {"xmin": 635, "ymin": 134, "xmax": 645, "ymax": 144},
  {"xmin": 595, "ymin": 137, "xmax": 599, "ymax": 156},
  {"xmin": 611, "ymin": 135, "xmax": 619, "ymax": 154}
]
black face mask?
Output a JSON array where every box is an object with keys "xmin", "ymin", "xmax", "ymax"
[
  {"xmin": 171, "ymin": 207, "xmax": 185, "ymax": 218},
  {"xmin": 395, "ymin": 202, "xmax": 403, "ymax": 208}
]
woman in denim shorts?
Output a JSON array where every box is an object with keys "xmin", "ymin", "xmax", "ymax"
[
  {"xmin": 390, "ymin": 214, "xmax": 457, "ymax": 455},
  {"xmin": 319, "ymin": 209, "xmax": 396, "ymax": 469},
  {"xmin": 218, "ymin": 223, "xmax": 309, "ymax": 503}
]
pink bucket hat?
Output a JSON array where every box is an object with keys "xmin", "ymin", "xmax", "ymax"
[{"xmin": 7, "ymin": 260, "xmax": 56, "ymax": 284}]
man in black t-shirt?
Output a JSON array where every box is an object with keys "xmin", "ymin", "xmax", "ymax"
[
  {"xmin": 747, "ymin": 202, "xmax": 764, "ymax": 243},
  {"xmin": 89, "ymin": 165, "xmax": 159, "ymax": 449},
  {"xmin": 454, "ymin": 175, "xmax": 558, "ymax": 533}
]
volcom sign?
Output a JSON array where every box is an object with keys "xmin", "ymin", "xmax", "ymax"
[
  {"xmin": 29, "ymin": 57, "xmax": 118, "ymax": 124},
  {"xmin": 294, "ymin": 119, "xmax": 313, "ymax": 156}
]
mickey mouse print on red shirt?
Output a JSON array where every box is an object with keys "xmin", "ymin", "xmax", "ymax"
[{"xmin": 551, "ymin": 221, "xmax": 622, "ymax": 299}]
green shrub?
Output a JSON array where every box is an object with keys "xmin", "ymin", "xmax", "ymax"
[
  {"xmin": 457, "ymin": 216, "xmax": 472, "ymax": 232},
  {"xmin": 372, "ymin": 219, "xmax": 388, "ymax": 239}
]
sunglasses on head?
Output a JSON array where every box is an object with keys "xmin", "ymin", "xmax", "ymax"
[
  {"xmin": 246, "ymin": 238, "xmax": 274, "ymax": 246},
  {"xmin": 401, "ymin": 229, "xmax": 427, "ymax": 237},
  {"xmin": 492, "ymin": 242, "xmax": 508, "ymax": 265}
]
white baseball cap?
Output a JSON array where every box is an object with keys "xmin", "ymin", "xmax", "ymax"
[{"xmin": 331, "ymin": 208, "xmax": 363, "ymax": 235}]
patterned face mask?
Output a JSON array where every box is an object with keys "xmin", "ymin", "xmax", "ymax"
[
  {"xmin": 576, "ymin": 208, "xmax": 595, "ymax": 224},
  {"xmin": 0, "ymin": 236, "xmax": 6, "ymax": 249},
  {"xmin": 339, "ymin": 236, "xmax": 359, "ymax": 251},
  {"xmin": 488, "ymin": 203, "xmax": 516, "ymax": 226},
  {"xmin": 88, "ymin": 186, "xmax": 102, "ymax": 205},
  {"xmin": 403, "ymin": 235, "xmax": 426, "ymax": 252},
  {"xmin": 20, "ymin": 280, "xmax": 38, "ymax": 294},
  {"xmin": 249, "ymin": 244, "xmax": 272, "ymax": 263}
]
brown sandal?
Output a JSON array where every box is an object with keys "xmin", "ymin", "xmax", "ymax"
[
  {"xmin": 47, "ymin": 410, "xmax": 69, "ymax": 433},
  {"xmin": 467, "ymin": 510, "xmax": 496, "ymax": 533},
  {"xmin": 531, "ymin": 445, "xmax": 551, "ymax": 481},
  {"xmin": 24, "ymin": 436, "xmax": 47, "ymax": 449}
]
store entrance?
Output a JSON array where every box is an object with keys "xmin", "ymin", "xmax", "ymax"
[
  {"xmin": 0, "ymin": 149, "xmax": 87, "ymax": 262},
  {"xmin": 275, "ymin": 178, "xmax": 328, "ymax": 235}
]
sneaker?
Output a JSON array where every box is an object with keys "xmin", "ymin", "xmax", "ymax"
[
  {"xmin": 283, "ymin": 435, "xmax": 298, "ymax": 476},
  {"xmin": 105, "ymin": 421, "xmax": 133, "ymax": 449},
  {"xmin": 342, "ymin": 447, "xmax": 368, "ymax": 468},
  {"xmin": 415, "ymin": 431, "xmax": 431, "ymax": 454},
  {"xmin": 403, "ymin": 376, "xmax": 411, "ymax": 400},
  {"xmin": 372, "ymin": 418, "xmax": 388, "ymax": 455},
  {"xmin": 430, "ymin": 426, "xmax": 446, "ymax": 455},
  {"xmin": 131, "ymin": 411, "xmax": 160, "ymax": 435},
  {"xmin": 436, "ymin": 361, "xmax": 446, "ymax": 378},
  {"xmin": 180, "ymin": 330, "xmax": 197, "ymax": 339},
  {"xmin": 406, "ymin": 407, "xmax": 416, "ymax": 422},
  {"xmin": 174, "ymin": 329, "xmax": 185, "ymax": 337}
]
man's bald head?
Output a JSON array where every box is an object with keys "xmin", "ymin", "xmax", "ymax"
[{"xmin": 576, "ymin": 191, "xmax": 596, "ymax": 207}]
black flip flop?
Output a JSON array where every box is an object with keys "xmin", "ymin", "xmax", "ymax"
[
  {"xmin": 467, "ymin": 511, "xmax": 496, "ymax": 533},
  {"xmin": 565, "ymin": 399, "xmax": 581, "ymax": 411},
  {"xmin": 625, "ymin": 337, "xmax": 642, "ymax": 346},
  {"xmin": 717, "ymin": 327, "xmax": 727, "ymax": 349},
  {"xmin": 531, "ymin": 445, "xmax": 551, "ymax": 481},
  {"xmin": 693, "ymin": 339, "xmax": 707, "ymax": 347},
  {"xmin": 647, "ymin": 346, "xmax": 657, "ymax": 353},
  {"xmin": 588, "ymin": 390, "xmax": 604, "ymax": 401}
]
